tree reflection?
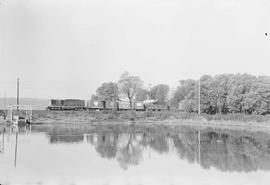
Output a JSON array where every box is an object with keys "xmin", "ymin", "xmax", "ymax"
[
  {"xmin": 43, "ymin": 125, "xmax": 270, "ymax": 172},
  {"xmin": 116, "ymin": 133, "xmax": 143, "ymax": 170},
  {"xmin": 172, "ymin": 131, "xmax": 197, "ymax": 163},
  {"xmin": 172, "ymin": 129, "xmax": 270, "ymax": 172},
  {"xmin": 149, "ymin": 134, "xmax": 169, "ymax": 154},
  {"xmin": 95, "ymin": 132, "xmax": 118, "ymax": 159}
]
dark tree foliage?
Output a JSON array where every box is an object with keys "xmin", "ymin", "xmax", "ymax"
[
  {"xmin": 172, "ymin": 74, "xmax": 270, "ymax": 115},
  {"xmin": 150, "ymin": 84, "xmax": 170, "ymax": 104},
  {"xmin": 90, "ymin": 94, "xmax": 98, "ymax": 102},
  {"xmin": 135, "ymin": 88, "xmax": 149, "ymax": 101},
  {"xmin": 96, "ymin": 82, "xmax": 118, "ymax": 101}
]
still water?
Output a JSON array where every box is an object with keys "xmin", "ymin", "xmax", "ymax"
[{"xmin": 0, "ymin": 124, "xmax": 270, "ymax": 185}]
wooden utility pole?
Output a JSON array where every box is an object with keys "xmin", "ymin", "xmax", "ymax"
[
  {"xmin": 3, "ymin": 91, "xmax": 6, "ymax": 110},
  {"xmin": 14, "ymin": 132, "xmax": 18, "ymax": 167},
  {"xmin": 198, "ymin": 78, "xmax": 201, "ymax": 115},
  {"xmin": 198, "ymin": 130, "xmax": 201, "ymax": 164},
  {"xmin": 17, "ymin": 78, "xmax": 19, "ymax": 111}
]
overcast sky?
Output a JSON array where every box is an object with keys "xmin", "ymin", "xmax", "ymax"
[{"xmin": 0, "ymin": 0, "xmax": 269, "ymax": 99}]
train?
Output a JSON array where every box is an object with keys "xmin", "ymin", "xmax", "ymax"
[
  {"xmin": 47, "ymin": 99, "xmax": 86, "ymax": 111},
  {"xmin": 47, "ymin": 99, "xmax": 169, "ymax": 111}
]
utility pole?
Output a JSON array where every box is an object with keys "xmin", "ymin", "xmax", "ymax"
[
  {"xmin": 198, "ymin": 130, "xmax": 201, "ymax": 164},
  {"xmin": 3, "ymin": 91, "xmax": 6, "ymax": 110},
  {"xmin": 14, "ymin": 132, "xmax": 18, "ymax": 167},
  {"xmin": 17, "ymin": 78, "xmax": 19, "ymax": 111},
  {"xmin": 198, "ymin": 78, "xmax": 201, "ymax": 115}
]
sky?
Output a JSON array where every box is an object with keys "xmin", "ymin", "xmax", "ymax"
[{"xmin": 0, "ymin": 0, "xmax": 270, "ymax": 99}]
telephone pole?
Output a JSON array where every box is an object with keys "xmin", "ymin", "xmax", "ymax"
[
  {"xmin": 17, "ymin": 78, "xmax": 19, "ymax": 111},
  {"xmin": 198, "ymin": 78, "xmax": 201, "ymax": 115},
  {"xmin": 3, "ymin": 91, "xmax": 6, "ymax": 110}
]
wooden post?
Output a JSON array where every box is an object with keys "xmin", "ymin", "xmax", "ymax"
[
  {"xmin": 17, "ymin": 78, "xmax": 19, "ymax": 111},
  {"xmin": 10, "ymin": 106, "xmax": 13, "ymax": 123},
  {"xmin": 4, "ymin": 91, "xmax": 6, "ymax": 110},
  {"xmin": 14, "ymin": 132, "xmax": 18, "ymax": 167},
  {"xmin": 3, "ymin": 92, "xmax": 6, "ymax": 119},
  {"xmin": 2, "ymin": 128, "xmax": 4, "ymax": 153},
  {"xmin": 198, "ymin": 78, "xmax": 201, "ymax": 115},
  {"xmin": 198, "ymin": 130, "xmax": 201, "ymax": 164}
]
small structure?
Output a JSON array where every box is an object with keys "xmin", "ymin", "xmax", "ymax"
[{"xmin": 7, "ymin": 105, "xmax": 32, "ymax": 126}]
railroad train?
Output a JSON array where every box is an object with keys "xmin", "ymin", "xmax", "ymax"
[
  {"xmin": 47, "ymin": 99, "xmax": 169, "ymax": 111},
  {"xmin": 47, "ymin": 99, "xmax": 86, "ymax": 111}
]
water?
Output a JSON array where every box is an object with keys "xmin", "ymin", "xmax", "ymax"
[{"xmin": 0, "ymin": 124, "xmax": 270, "ymax": 185}]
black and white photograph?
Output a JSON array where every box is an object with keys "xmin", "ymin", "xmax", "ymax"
[{"xmin": 0, "ymin": 0, "xmax": 270, "ymax": 184}]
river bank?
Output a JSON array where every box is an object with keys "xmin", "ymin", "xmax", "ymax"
[
  {"xmin": 1, "ymin": 110, "xmax": 269, "ymax": 132},
  {"xmin": 28, "ymin": 110, "xmax": 270, "ymax": 132},
  {"xmin": 32, "ymin": 110, "xmax": 270, "ymax": 122}
]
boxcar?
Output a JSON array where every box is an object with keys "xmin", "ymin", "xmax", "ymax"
[
  {"xmin": 88, "ymin": 100, "xmax": 104, "ymax": 110},
  {"xmin": 145, "ymin": 103, "xmax": 169, "ymax": 111},
  {"xmin": 117, "ymin": 101, "xmax": 131, "ymax": 110},
  {"xmin": 134, "ymin": 102, "xmax": 145, "ymax": 111},
  {"xmin": 105, "ymin": 100, "xmax": 117, "ymax": 110},
  {"xmin": 88, "ymin": 100, "xmax": 117, "ymax": 110}
]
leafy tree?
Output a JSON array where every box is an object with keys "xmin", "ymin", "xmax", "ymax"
[
  {"xmin": 96, "ymin": 82, "xmax": 118, "ymax": 100},
  {"xmin": 178, "ymin": 79, "xmax": 198, "ymax": 112},
  {"xmin": 89, "ymin": 94, "xmax": 98, "ymax": 105},
  {"xmin": 150, "ymin": 84, "xmax": 170, "ymax": 104},
  {"xmin": 171, "ymin": 73, "xmax": 270, "ymax": 115},
  {"xmin": 118, "ymin": 71, "xmax": 143, "ymax": 109},
  {"xmin": 135, "ymin": 88, "xmax": 149, "ymax": 101},
  {"xmin": 171, "ymin": 79, "xmax": 197, "ymax": 110}
]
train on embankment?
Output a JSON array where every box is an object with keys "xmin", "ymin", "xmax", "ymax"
[{"xmin": 47, "ymin": 99, "xmax": 170, "ymax": 111}]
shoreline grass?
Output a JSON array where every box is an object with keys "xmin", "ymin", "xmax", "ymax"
[{"xmin": 30, "ymin": 110, "xmax": 270, "ymax": 128}]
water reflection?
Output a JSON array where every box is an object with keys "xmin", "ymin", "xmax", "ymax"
[
  {"xmin": 49, "ymin": 134, "xmax": 84, "ymax": 144},
  {"xmin": 5, "ymin": 125, "xmax": 270, "ymax": 172},
  {"xmin": 87, "ymin": 128, "xmax": 270, "ymax": 171}
]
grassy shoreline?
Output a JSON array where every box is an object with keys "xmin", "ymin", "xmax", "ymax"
[
  {"xmin": 28, "ymin": 110, "xmax": 270, "ymax": 130},
  {"xmin": 1, "ymin": 110, "xmax": 269, "ymax": 132}
]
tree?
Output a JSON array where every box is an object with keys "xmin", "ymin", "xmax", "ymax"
[
  {"xmin": 171, "ymin": 73, "xmax": 270, "ymax": 115},
  {"xmin": 150, "ymin": 84, "xmax": 170, "ymax": 104},
  {"xmin": 135, "ymin": 88, "xmax": 149, "ymax": 101},
  {"xmin": 171, "ymin": 79, "xmax": 197, "ymax": 110},
  {"xmin": 89, "ymin": 94, "xmax": 98, "ymax": 106},
  {"xmin": 96, "ymin": 82, "xmax": 118, "ymax": 100},
  {"xmin": 177, "ymin": 79, "xmax": 198, "ymax": 112},
  {"xmin": 118, "ymin": 71, "xmax": 143, "ymax": 109}
]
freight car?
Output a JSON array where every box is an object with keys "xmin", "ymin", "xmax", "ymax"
[
  {"xmin": 144, "ymin": 101, "xmax": 170, "ymax": 111},
  {"xmin": 48, "ymin": 98, "xmax": 169, "ymax": 112},
  {"xmin": 133, "ymin": 102, "xmax": 145, "ymax": 111},
  {"xmin": 87, "ymin": 100, "xmax": 164, "ymax": 111},
  {"xmin": 88, "ymin": 100, "xmax": 117, "ymax": 110},
  {"xmin": 87, "ymin": 99, "xmax": 145, "ymax": 111},
  {"xmin": 47, "ymin": 99, "xmax": 86, "ymax": 111},
  {"xmin": 145, "ymin": 103, "xmax": 169, "ymax": 111}
]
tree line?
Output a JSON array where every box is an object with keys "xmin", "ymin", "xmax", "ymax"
[
  {"xmin": 172, "ymin": 74, "xmax": 270, "ymax": 115},
  {"xmin": 91, "ymin": 71, "xmax": 169, "ymax": 109},
  {"xmin": 91, "ymin": 72, "xmax": 270, "ymax": 115}
]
